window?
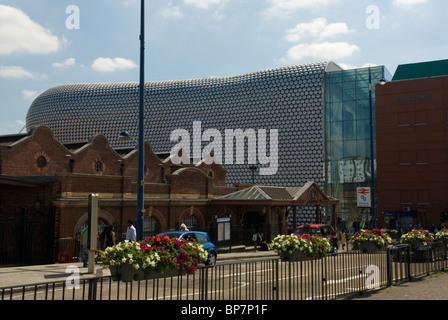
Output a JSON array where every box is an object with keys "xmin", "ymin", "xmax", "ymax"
[
  {"xmin": 398, "ymin": 112, "xmax": 410, "ymax": 126},
  {"xmin": 414, "ymin": 111, "xmax": 427, "ymax": 126},
  {"xmin": 399, "ymin": 151, "xmax": 412, "ymax": 166},
  {"xmin": 94, "ymin": 161, "xmax": 103, "ymax": 172},
  {"xmin": 92, "ymin": 158, "xmax": 105, "ymax": 174},
  {"xmin": 417, "ymin": 190, "xmax": 430, "ymax": 204},
  {"xmin": 36, "ymin": 156, "xmax": 47, "ymax": 169},
  {"xmin": 34, "ymin": 152, "xmax": 50, "ymax": 173},
  {"xmin": 182, "ymin": 215, "xmax": 198, "ymax": 230},
  {"xmin": 195, "ymin": 233, "xmax": 208, "ymax": 244},
  {"xmin": 416, "ymin": 150, "xmax": 429, "ymax": 165},
  {"xmin": 400, "ymin": 190, "xmax": 413, "ymax": 205},
  {"xmin": 144, "ymin": 216, "xmax": 160, "ymax": 236}
]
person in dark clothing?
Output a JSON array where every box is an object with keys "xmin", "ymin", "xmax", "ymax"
[{"xmin": 100, "ymin": 225, "xmax": 115, "ymax": 249}]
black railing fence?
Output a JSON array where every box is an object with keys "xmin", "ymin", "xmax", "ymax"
[{"xmin": 1, "ymin": 243, "xmax": 447, "ymax": 301}]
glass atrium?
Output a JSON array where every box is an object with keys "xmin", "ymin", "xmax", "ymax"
[{"xmin": 324, "ymin": 66, "xmax": 392, "ymax": 231}]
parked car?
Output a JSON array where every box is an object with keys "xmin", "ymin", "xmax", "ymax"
[
  {"xmin": 294, "ymin": 224, "xmax": 338, "ymax": 253},
  {"xmin": 157, "ymin": 231, "xmax": 217, "ymax": 266}
]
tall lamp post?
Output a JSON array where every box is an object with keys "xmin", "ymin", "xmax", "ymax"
[
  {"xmin": 136, "ymin": 0, "xmax": 145, "ymax": 241},
  {"xmin": 368, "ymin": 68, "xmax": 376, "ymax": 229},
  {"xmin": 119, "ymin": 1, "xmax": 146, "ymax": 241}
]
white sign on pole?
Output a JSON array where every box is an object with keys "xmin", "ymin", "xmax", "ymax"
[
  {"xmin": 357, "ymin": 187, "xmax": 371, "ymax": 208},
  {"xmin": 88, "ymin": 194, "xmax": 98, "ymax": 274},
  {"xmin": 216, "ymin": 217, "xmax": 231, "ymax": 241}
]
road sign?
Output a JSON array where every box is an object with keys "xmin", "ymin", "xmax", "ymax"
[{"xmin": 357, "ymin": 187, "xmax": 371, "ymax": 208}]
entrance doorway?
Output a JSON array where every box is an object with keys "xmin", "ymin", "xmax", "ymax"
[{"xmin": 243, "ymin": 211, "xmax": 265, "ymax": 245}]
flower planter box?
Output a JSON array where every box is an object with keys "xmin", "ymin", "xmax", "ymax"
[
  {"xmin": 120, "ymin": 263, "xmax": 145, "ymax": 282},
  {"xmin": 109, "ymin": 265, "xmax": 121, "ymax": 281},
  {"xmin": 144, "ymin": 268, "xmax": 187, "ymax": 280},
  {"xmin": 410, "ymin": 240, "xmax": 425, "ymax": 249},
  {"xmin": 359, "ymin": 242, "xmax": 381, "ymax": 254},
  {"xmin": 99, "ymin": 236, "xmax": 208, "ymax": 283},
  {"xmin": 109, "ymin": 264, "xmax": 189, "ymax": 282},
  {"xmin": 350, "ymin": 229, "xmax": 392, "ymax": 253},
  {"xmin": 279, "ymin": 251, "xmax": 316, "ymax": 262},
  {"xmin": 270, "ymin": 234, "xmax": 331, "ymax": 262},
  {"xmin": 400, "ymin": 229, "xmax": 434, "ymax": 248}
]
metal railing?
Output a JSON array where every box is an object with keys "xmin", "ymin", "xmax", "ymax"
[
  {"xmin": 1, "ymin": 243, "xmax": 447, "ymax": 301},
  {"xmin": 387, "ymin": 241, "xmax": 448, "ymax": 285}
]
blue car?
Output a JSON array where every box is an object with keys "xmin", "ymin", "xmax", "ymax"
[{"xmin": 157, "ymin": 231, "xmax": 217, "ymax": 267}]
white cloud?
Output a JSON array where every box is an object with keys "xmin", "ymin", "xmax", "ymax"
[
  {"xmin": 0, "ymin": 65, "xmax": 36, "ymax": 79},
  {"xmin": 161, "ymin": 3, "xmax": 183, "ymax": 18},
  {"xmin": 22, "ymin": 90, "xmax": 40, "ymax": 101},
  {"xmin": 265, "ymin": 0, "xmax": 338, "ymax": 17},
  {"xmin": 393, "ymin": 0, "xmax": 428, "ymax": 6},
  {"xmin": 282, "ymin": 42, "xmax": 360, "ymax": 62},
  {"xmin": 92, "ymin": 57, "xmax": 138, "ymax": 72},
  {"xmin": 0, "ymin": 5, "xmax": 60, "ymax": 55},
  {"xmin": 122, "ymin": 0, "xmax": 137, "ymax": 5},
  {"xmin": 285, "ymin": 18, "xmax": 353, "ymax": 42},
  {"xmin": 52, "ymin": 58, "xmax": 76, "ymax": 68},
  {"xmin": 282, "ymin": 17, "xmax": 359, "ymax": 63},
  {"xmin": 183, "ymin": 0, "xmax": 227, "ymax": 9},
  {"xmin": 337, "ymin": 62, "xmax": 379, "ymax": 70}
]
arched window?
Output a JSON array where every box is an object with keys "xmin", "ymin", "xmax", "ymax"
[
  {"xmin": 144, "ymin": 216, "xmax": 160, "ymax": 237},
  {"xmin": 182, "ymin": 215, "xmax": 198, "ymax": 230}
]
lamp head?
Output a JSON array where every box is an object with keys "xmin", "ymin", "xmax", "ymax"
[{"xmin": 119, "ymin": 130, "xmax": 131, "ymax": 140}]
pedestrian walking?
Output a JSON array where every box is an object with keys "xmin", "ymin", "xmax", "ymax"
[
  {"xmin": 80, "ymin": 226, "xmax": 89, "ymax": 267},
  {"xmin": 100, "ymin": 225, "xmax": 115, "ymax": 250},
  {"xmin": 258, "ymin": 232, "xmax": 268, "ymax": 251},
  {"xmin": 338, "ymin": 230, "xmax": 347, "ymax": 250},
  {"xmin": 252, "ymin": 231, "xmax": 258, "ymax": 252},
  {"xmin": 180, "ymin": 223, "xmax": 189, "ymax": 231},
  {"xmin": 126, "ymin": 220, "xmax": 137, "ymax": 241}
]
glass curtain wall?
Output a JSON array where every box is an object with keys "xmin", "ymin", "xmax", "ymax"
[{"xmin": 324, "ymin": 66, "xmax": 391, "ymax": 232}]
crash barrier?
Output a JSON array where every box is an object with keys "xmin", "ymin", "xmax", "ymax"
[{"xmin": 1, "ymin": 244, "xmax": 447, "ymax": 301}]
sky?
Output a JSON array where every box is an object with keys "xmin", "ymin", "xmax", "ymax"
[{"xmin": 0, "ymin": 0, "xmax": 447, "ymax": 135}]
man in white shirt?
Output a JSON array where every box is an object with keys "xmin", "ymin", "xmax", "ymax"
[{"xmin": 126, "ymin": 219, "xmax": 137, "ymax": 241}]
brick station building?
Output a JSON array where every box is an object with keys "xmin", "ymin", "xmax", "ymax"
[{"xmin": 0, "ymin": 126, "xmax": 337, "ymax": 265}]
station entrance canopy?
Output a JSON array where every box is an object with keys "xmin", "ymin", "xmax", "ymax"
[{"xmin": 212, "ymin": 181, "xmax": 339, "ymax": 230}]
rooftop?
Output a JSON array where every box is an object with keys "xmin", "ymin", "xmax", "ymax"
[{"xmin": 392, "ymin": 59, "xmax": 448, "ymax": 81}]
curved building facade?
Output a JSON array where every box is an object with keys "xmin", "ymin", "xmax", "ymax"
[
  {"xmin": 26, "ymin": 62, "xmax": 341, "ymax": 227},
  {"xmin": 27, "ymin": 62, "xmax": 338, "ymax": 185}
]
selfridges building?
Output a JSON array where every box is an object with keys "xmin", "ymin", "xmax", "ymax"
[{"xmin": 25, "ymin": 62, "xmax": 390, "ymax": 230}]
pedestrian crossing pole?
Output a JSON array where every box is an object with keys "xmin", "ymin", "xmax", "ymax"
[{"xmin": 88, "ymin": 194, "xmax": 98, "ymax": 274}]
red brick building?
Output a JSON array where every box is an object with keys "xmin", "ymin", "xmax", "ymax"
[
  {"xmin": 375, "ymin": 60, "xmax": 448, "ymax": 230},
  {"xmin": 0, "ymin": 126, "xmax": 337, "ymax": 265}
]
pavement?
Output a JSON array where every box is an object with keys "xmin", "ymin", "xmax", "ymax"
[
  {"xmin": 1, "ymin": 249, "xmax": 448, "ymax": 300},
  {"xmin": 347, "ymin": 271, "xmax": 448, "ymax": 301}
]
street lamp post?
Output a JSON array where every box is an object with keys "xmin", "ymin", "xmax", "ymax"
[
  {"xmin": 249, "ymin": 165, "xmax": 258, "ymax": 185},
  {"xmin": 136, "ymin": 0, "xmax": 145, "ymax": 241},
  {"xmin": 368, "ymin": 68, "xmax": 376, "ymax": 229}
]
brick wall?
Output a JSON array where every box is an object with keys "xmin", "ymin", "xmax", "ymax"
[{"xmin": 0, "ymin": 126, "xmax": 239, "ymax": 261}]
